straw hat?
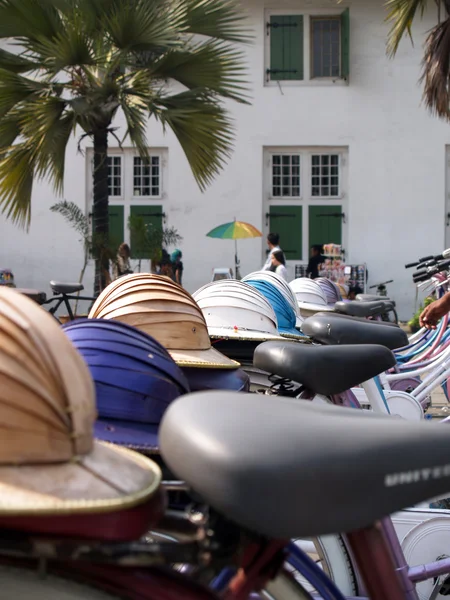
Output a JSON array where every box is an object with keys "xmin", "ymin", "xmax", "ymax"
[
  {"xmin": 89, "ymin": 274, "xmax": 238, "ymax": 369},
  {"xmin": 0, "ymin": 287, "xmax": 161, "ymax": 515}
]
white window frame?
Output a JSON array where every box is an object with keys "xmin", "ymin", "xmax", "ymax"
[
  {"xmin": 107, "ymin": 155, "xmax": 123, "ymax": 198},
  {"xmin": 309, "ymin": 151, "xmax": 342, "ymax": 199},
  {"xmin": 264, "ymin": 7, "xmax": 348, "ymax": 87},
  {"xmin": 132, "ymin": 155, "xmax": 163, "ymax": 200},
  {"xmin": 269, "ymin": 152, "xmax": 302, "ymax": 199},
  {"xmin": 264, "ymin": 146, "xmax": 349, "ymax": 263}
]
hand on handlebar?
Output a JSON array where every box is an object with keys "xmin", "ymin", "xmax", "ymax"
[{"xmin": 419, "ymin": 294, "xmax": 450, "ymax": 330}]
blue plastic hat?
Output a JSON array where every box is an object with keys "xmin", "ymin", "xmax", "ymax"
[
  {"xmin": 62, "ymin": 319, "xmax": 190, "ymax": 451},
  {"xmin": 244, "ymin": 279, "xmax": 303, "ymax": 338},
  {"xmin": 182, "ymin": 367, "xmax": 250, "ymax": 392}
]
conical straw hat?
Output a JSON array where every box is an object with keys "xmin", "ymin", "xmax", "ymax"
[
  {"xmin": 0, "ymin": 287, "xmax": 161, "ymax": 515},
  {"xmin": 89, "ymin": 274, "xmax": 238, "ymax": 369}
]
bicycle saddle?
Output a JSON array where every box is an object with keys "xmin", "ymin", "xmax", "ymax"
[
  {"xmin": 50, "ymin": 281, "xmax": 84, "ymax": 295},
  {"xmin": 160, "ymin": 391, "xmax": 450, "ymax": 538},
  {"xmin": 334, "ymin": 300, "xmax": 393, "ymax": 318},
  {"xmin": 357, "ymin": 294, "xmax": 395, "ymax": 305},
  {"xmin": 302, "ymin": 314, "xmax": 407, "ymax": 350},
  {"xmin": 253, "ymin": 342, "xmax": 395, "ymax": 394},
  {"xmin": 313, "ymin": 311, "xmax": 399, "ymax": 328}
]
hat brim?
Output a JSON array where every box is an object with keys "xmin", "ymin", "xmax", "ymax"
[
  {"xmin": 168, "ymin": 346, "xmax": 240, "ymax": 369},
  {"xmin": 279, "ymin": 329, "xmax": 307, "ymax": 339},
  {"xmin": 298, "ymin": 302, "xmax": 334, "ymax": 313},
  {"xmin": 95, "ymin": 420, "xmax": 160, "ymax": 453},
  {"xmin": 0, "ymin": 441, "xmax": 161, "ymax": 516},
  {"xmin": 208, "ymin": 326, "xmax": 286, "ymax": 342}
]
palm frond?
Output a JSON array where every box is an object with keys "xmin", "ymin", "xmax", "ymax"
[
  {"xmin": 0, "ymin": 110, "xmax": 22, "ymax": 154},
  {"xmin": 0, "ymin": 69, "xmax": 42, "ymax": 118},
  {"xmin": 102, "ymin": 0, "xmax": 182, "ymax": 53},
  {"xmin": 0, "ymin": 143, "xmax": 35, "ymax": 227},
  {"xmin": 0, "ymin": 48, "xmax": 41, "ymax": 73},
  {"xmin": 421, "ymin": 18, "xmax": 450, "ymax": 119},
  {"xmin": 50, "ymin": 199, "xmax": 90, "ymax": 239},
  {"xmin": 153, "ymin": 90, "xmax": 234, "ymax": 190},
  {"xmin": 0, "ymin": 0, "xmax": 65, "ymax": 40},
  {"xmin": 120, "ymin": 73, "xmax": 150, "ymax": 156},
  {"xmin": 183, "ymin": 0, "xmax": 251, "ymax": 43},
  {"xmin": 152, "ymin": 40, "xmax": 249, "ymax": 103},
  {"xmin": 385, "ymin": 0, "xmax": 429, "ymax": 57}
]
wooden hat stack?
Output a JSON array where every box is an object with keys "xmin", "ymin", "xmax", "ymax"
[
  {"xmin": 89, "ymin": 274, "xmax": 239, "ymax": 369},
  {"xmin": 0, "ymin": 287, "xmax": 161, "ymax": 515}
]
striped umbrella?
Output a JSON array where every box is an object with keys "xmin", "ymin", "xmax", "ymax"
[{"xmin": 206, "ymin": 218, "xmax": 262, "ymax": 279}]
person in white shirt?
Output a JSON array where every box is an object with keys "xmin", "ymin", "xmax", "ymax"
[
  {"xmin": 271, "ymin": 250, "xmax": 289, "ymax": 281},
  {"xmin": 262, "ymin": 233, "xmax": 283, "ymax": 271}
]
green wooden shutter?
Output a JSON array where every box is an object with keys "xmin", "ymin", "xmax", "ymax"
[
  {"xmin": 269, "ymin": 15, "xmax": 304, "ymax": 81},
  {"xmin": 130, "ymin": 205, "xmax": 163, "ymax": 259},
  {"xmin": 309, "ymin": 205, "xmax": 342, "ymax": 248},
  {"xmin": 269, "ymin": 205, "xmax": 302, "ymax": 260},
  {"xmin": 340, "ymin": 8, "xmax": 350, "ymax": 80},
  {"xmin": 108, "ymin": 205, "xmax": 125, "ymax": 251}
]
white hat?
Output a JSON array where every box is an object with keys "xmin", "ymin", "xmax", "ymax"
[
  {"xmin": 289, "ymin": 278, "xmax": 333, "ymax": 314},
  {"xmin": 193, "ymin": 280, "xmax": 286, "ymax": 341},
  {"xmin": 242, "ymin": 271, "xmax": 303, "ymax": 329}
]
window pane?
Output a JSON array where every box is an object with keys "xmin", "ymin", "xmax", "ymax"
[
  {"xmin": 107, "ymin": 156, "xmax": 122, "ymax": 196},
  {"xmin": 271, "ymin": 154, "xmax": 301, "ymax": 197},
  {"xmin": 311, "ymin": 154, "xmax": 339, "ymax": 196},
  {"xmin": 133, "ymin": 156, "xmax": 160, "ymax": 196},
  {"xmin": 311, "ymin": 18, "xmax": 341, "ymax": 79}
]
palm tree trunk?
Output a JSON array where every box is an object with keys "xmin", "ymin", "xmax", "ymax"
[{"xmin": 92, "ymin": 129, "xmax": 110, "ymax": 295}]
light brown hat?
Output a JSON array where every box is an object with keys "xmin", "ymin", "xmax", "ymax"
[
  {"xmin": 89, "ymin": 274, "xmax": 239, "ymax": 369},
  {"xmin": 0, "ymin": 287, "xmax": 161, "ymax": 515}
]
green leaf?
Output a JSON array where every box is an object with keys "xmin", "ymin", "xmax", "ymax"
[
  {"xmin": 385, "ymin": 0, "xmax": 429, "ymax": 56},
  {"xmin": 0, "ymin": 48, "xmax": 41, "ymax": 73},
  {"xmin": 0, "ymin": 69, "xmax": 42, "ymax": 118},
  {"xmin": 153, "ymin": 90, "xmax": 234, "ymax": 190},
  {"xmin": 183, "ymin": 0, "xmax": 251, "ymax": 43},
  {"xmin": 152, "ymin": 39, "xmax": 249, "ymax": 103},
  {"xmin": 50, "ymin": 199, "xmax": 90, "ymax": 239},
  {"xmin": 0, "ymin": 143, "xmax": 35, "ymax": 227},
  {"xmin": 0, "ymin": 0, "xmax": 65, "ymax": 40}
]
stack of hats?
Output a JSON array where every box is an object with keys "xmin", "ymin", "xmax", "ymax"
[
  {"xmin": 193, "ymin": 279, "xmax": 290, "ymax": 391},
  {"xmin": 89, "ymin": 273, "xmax": 238, "ymax": 369},
  {"xmin": 63, "ymin": 319, "xmax": 190, "ymax": 454},
  {"xmin": 242, "ymin": 271, "xmax": 303, "ymax": 338},
  {"xmin": 315, "ymin": 277, "xmax": 342, "ymax": 306},
  {"xmin": 289, "ymin": 278, "xmax": 334, "ymax": 317},
  {"xmin": 89, "ymin": 274, "xmax": 248, "ymax": 395},
  {"xmin": 0, "ymin": 287, "xmax": 162, "ymax": 538}
]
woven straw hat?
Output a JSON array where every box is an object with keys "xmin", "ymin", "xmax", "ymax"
[
  {"xmin": 89, "ymin": 274, "xmax": 238, "ymax": 369},
  {"xmin": 0, "ymin": 287, "xmax": 161, "ymax": 515}
]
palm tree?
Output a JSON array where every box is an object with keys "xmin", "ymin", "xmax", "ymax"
[
  {"xmin": 0, "ymin": 0, "xmax": 250, "ymax": 292},
  {"xmin": 386, "ymin": 0, "xmax": 450, "ymax": 120}
]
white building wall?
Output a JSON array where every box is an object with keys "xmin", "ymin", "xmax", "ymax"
[{"xmin": 0, "ymin": 0, "xmax": 447, "ymax": 319}]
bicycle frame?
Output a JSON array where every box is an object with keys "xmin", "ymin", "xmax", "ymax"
[{"xmin": 42, "ymin": 293, "xmax": 96, "ymax": 321}]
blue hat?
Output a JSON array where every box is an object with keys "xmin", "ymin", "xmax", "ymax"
[
  {"xmin": 62, "ymin": 319, "xmax": 190, "ymax": 451},
  {"xmin": 182, "ymin": 367, "xmax": 250, "ymax": 392},
  {"xmin": 244, "ymin": 279, "xmax": 303, "ymax": 338}
]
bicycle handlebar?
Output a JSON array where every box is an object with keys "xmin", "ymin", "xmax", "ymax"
[
  {"xmin": 406, "ymin": 248, "xmax": 450, "ymax": 269},
  {"xmin": 413, "ymin": 258, "xmax": 450, "ymax": 283}
]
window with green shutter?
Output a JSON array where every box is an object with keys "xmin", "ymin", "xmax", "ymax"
[
  {"xmin": 309, "ymin": 205, "xmax": 342, "ymax": 248},
  {"xmin": 340, "ymin": 8, "xmax": 350, "ymax": 80},
  {"xmin": 269, "ymin": 205, "xmax": 303, "ymax": 260},
  {"xmin": 268, "ymin": 15, "xmax": 304, "ymax": 81},
  {"xmin": 108, "ymin": 205, "xmax": 125, "ymax": 251},
  {"xmin": 130, "ymin": 205, "xmax": 163, "ymax": 259}
]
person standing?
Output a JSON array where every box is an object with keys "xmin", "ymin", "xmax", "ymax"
[
  {"xmin": 171, "ymin": 249, "xmax": 183, "ymax": 286},
  {"xmin": 271, "ymin": 250, "xmax": 289, "ymax": 281},
  {"xmin": 262, "ymin": 233, "xmax": 283, "ymax": 271},
  {"xmin": 306, "ymin": 245, "xmax": 325, "ymax": 279}
]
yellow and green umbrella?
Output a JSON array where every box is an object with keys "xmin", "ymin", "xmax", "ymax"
[{"xmin": 206, "ymin": 218, "xmax": 262, "ymax": 279}]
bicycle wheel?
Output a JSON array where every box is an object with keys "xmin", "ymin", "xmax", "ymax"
[{"xmin": 290, "ymin": 536, "xmax": 358, "ymax": 596}]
